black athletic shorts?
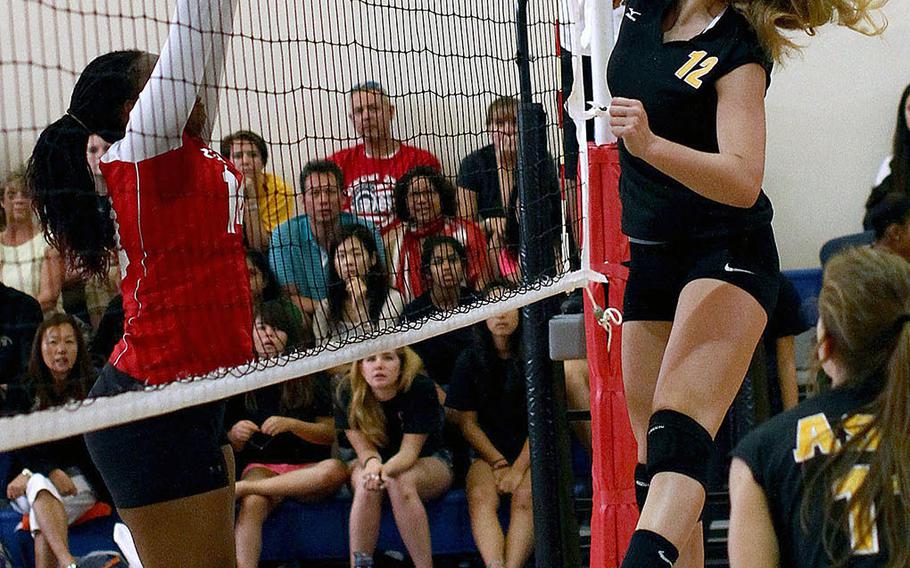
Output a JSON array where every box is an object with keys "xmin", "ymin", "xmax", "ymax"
[
  {"xmin": 84, "ymin": 364, "xmax": 230, "ymax": 509},
  {"xmin": 623, "ymin": 224, "xmax": 780, "ymax": 322}
]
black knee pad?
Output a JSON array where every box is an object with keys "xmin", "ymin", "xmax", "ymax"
[
  {"xmin": 646, "ymin": 409, "xmax": 713, "ymax": 490},
  {"xmin": 633, "ymin": 463, "xmax": 650, "ymax": 512}
]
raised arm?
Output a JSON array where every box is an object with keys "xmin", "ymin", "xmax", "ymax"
[{"xmin": 115, "ymin": 0, "xmax": 237, "ymax": 161}]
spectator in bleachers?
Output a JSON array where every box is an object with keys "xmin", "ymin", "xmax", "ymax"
[
  {"xmin": 385, "ymin": 166, "xmax": 490, "ymax": 303},
  {"xmin": 869, "ymin": 192, "xmax": 910, "ymax": 262},
  {"xmin": 329, "ymin": 81, "xmax": 442, "ymax": 232},
  {"xmin": 336, "ymin": 347, "xmax": 452, "ymax": 568},
  {"xmin": 447, "ymin": 288, "xmax": 533, "ymax": 568},
  {"xmin": 0, "ymin": 282, "xmax": 42, "ymax": 412},
  {"xmin": 222, "ymin": 130, "xmax": 296, "ymax": 251},
  {"xmin": 763, "ymin": 274, "xmax": 812, "ymax": 414},
  {"xmin": 269, "ymin": 160, "xmax": 385, "ymax": 317},
  {"xmin": 87, "ymin": 294, "xmax": 123, "ymax": 369},
  {"xmin": 246, "ymin": 248, "xmax": 305, "ymax": 332},
  {"xmin": 399, "ymin": 236, "xmax": 478, "ymax": 387},
  {"xmin": 246, "ymin": 249, "xmax": 284, "ymax": 306},
  {"xmin": 5, "ymin": 314, "xmax": 108, "ymax": 568},
  {"xmin": 456, "ymin": 97, "xmax": 562, "ymax": 281},
  {"xmin": 313, "ymin": 224, "xmax": 403, "ymax": 344},
  {"xmin": 864, "ymin": 83, "xmax": 910, "ymax": 229},
  {"xmin": 228, "ymin": 301, "xmax": 348, "ymax": 568},
  {"xmin": 85, "ymin": 134, "xmax": 112, "ymax": 197},
  {"xmin": 0, "ymin": 167, "xmax": 64, "ymax": 314}
]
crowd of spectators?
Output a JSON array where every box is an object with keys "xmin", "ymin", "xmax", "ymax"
[
  {"xmin": 0, "ymin": 83, "xmax": 571, "ymax": 567},
  {"xmin": 7, "ymin": 78, "xmax": 906, "ymax": 567}
]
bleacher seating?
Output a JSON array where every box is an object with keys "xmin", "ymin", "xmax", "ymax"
[{"xmin": 0, "ymin": 269, "xmax": 822, "ymax": 567}]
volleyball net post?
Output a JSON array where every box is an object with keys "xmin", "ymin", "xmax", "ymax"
[
  {"xmin": 515, "ymin": 2, "xmax": 581, "ymax": 566},
  {"xmin": 574, "ymin": 1, "xmax": 639, "ymax": 565}
]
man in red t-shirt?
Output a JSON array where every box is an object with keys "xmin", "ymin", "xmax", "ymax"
[{"xmin": 329, "ymin": 82, "xmax": 441, "ymax": 232}]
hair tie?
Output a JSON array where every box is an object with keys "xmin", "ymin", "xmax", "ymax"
[{"xmin": 65, "ymin": 111, "xmax": 91, "ymax": 133}]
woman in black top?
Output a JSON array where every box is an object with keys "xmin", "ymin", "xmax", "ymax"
[
  {"xmin": 335, "ymin": 347, "xmax": 452, "ymax": 568},
  {"xmin": 6, "ymin": 314, "xmax": 106, "ymax": 568},
  {"xmin": 864, "ymin": 83, "xmax": 910, "ymax": 229},
  {"xmin": 399, "ymin": 236, "xmax": 477, "ymax": 387},
  {"xmin": 606, "ymin": 0, "xmax": 886, "ymax": 565},
  {"xmin": 729, "ymin": 248, "xmax": 909, "ymax": 567},
  {"xmin": 227, "ymin": 300, "xmax": 348, "ymax": 568},
  {"xmin": 447, "ymin": 287, "xmax": 532, "ymax": 568},
  {"xmin": 456, "ymin": 96, "xmax": 562, "ymax": 281}
]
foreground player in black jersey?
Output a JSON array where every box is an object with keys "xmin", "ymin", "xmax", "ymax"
[
  {"xmin": 605, "ymin": 0, "xmax": 886, "ymax": 565},
  {"xmin": 730, "ymin": 248, "xmax": 910, "ymax": 567}
]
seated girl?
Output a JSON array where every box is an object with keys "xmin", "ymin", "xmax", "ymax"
[
  {"xmin": 385, "ymin": 166, "xmax": 490, "ymax": 303},
  {"xmin": 728, "ymin": 248, "xmax": 910, "ymax": 567},
  {"xmin": 227, "ymin": 301, "xmax": 348, "ymax": 568},
  {"xmin": 313, "ymin": 224, "xmax": 403, "ymax": 344},
  {"xmin": 399, "ymin": 236, "xmax": 478, "ymax": 387},
  {"xmin": 6, "ymin": 314, "xmax": 109, "ymax": 568},
  {"xmin": 446, "ymin": 286, "xmax": 533, "ymax": 568},
  {"xmin": 336, "ymin": 347, "xmax": 453, "ymax": 568}
]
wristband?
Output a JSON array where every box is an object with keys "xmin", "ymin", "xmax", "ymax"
[{"xmin": 362, "ymin": 455, "xmax": 381, "ymax": 468}]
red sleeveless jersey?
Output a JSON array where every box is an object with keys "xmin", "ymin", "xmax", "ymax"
[{"xmin": 100, "ymin": 136, "xmax": 253, "ymax": 385}]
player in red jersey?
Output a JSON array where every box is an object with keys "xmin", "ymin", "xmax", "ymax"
[
  {"xmin": 329, "ymin": 81, "xmax": 442, "ymax": 232},
  {"xmin": 28, "ymin": 1, "xmax": 248, "ymax": 566}
]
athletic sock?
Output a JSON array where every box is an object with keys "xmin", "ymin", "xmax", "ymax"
[{"xmin": 620, "ymin": 529, "xmax": 679, "ymax": 568}]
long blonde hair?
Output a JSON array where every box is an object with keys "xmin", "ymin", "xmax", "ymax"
[
  {"xmin": 804, "ymin": 247, "xmax": 910, "ymax": 566},
  {"xmin": 733, "ymin": 0, "xmax": 888, "ymax": 62},
  {"xmin": 341, "ymin": 347, "xmax": 424, "ymax": 448}
]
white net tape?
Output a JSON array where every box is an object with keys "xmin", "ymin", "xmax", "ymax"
[{"xmin": 0, "ymin": 270, "xmax": 595, "ymax": 452}]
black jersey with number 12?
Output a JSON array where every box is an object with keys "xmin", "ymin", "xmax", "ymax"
[{"xmin": 607, "ymin": 0, "xmax": 774, "ymax": 241}]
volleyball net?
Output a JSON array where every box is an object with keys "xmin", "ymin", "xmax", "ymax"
[{"xmin": 0, "ymin": 0, "xmax": 600, "ymax": 451}]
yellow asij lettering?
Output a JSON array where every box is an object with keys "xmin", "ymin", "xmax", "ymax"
[
  {"xmin": 793, "ymin": 413, "xmax": 841, "ymax": 463},
  {"xmin": 842, "ymin": 414, "xmax": 880, "ymax": 451},
  {"xmin": 834, "ymin": 465, "xmax": 879, "ymax": 555}
]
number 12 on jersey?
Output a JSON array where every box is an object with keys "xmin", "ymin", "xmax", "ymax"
[{"xmin": 675, "ymin": 51, "xmax": 718, "ymax": 89}]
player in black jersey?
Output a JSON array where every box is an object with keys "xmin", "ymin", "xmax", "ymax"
[
  {"xmin": 729, "ymin": 248, "xmax": 909, "ymax": 567},
  {"xmin": 605, "ymin": 0, "xmax": 886, "ymax": 566}
]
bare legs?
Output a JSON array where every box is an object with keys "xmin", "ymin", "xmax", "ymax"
[
  {"xmin": 622, "ymin": 280, "xmax": 767, "ymax": 566},
  {"xmin": 117, "ymin": 446, "xmax": 237, "ymax": 568},
  {"xmin": 465, "ymin": 461, "xmax": 534, "ymax": 568},
  {"xmin": 563, "ymin": 359, "xmax": 592, "ymax": 453},
  {"xmin": 31, "ymin": 491, "xmax": 76, "ymax": 568},
  {"xmin": 234, "ymin": 460, "xmax": 348, "ymax": 568},
  {"xmin": 349, "ymin": 458, "xmax": 452, "ymax": 568}
]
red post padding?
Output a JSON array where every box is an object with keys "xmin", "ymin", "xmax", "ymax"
[{"xmin": 584, "ymin": 143, "xmax": 637, "ymax": 567}]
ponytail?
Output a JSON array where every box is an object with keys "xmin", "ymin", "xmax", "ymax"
[
  {"xmin": 26, "ymin": 49, "xmax": 147, "ymax": 277},
  {"xmin": 29, "ymin": 114, "xmax": 114, "ymax": 276},
  {"xmin": 801, "ymin": 248, "xmax": 910, "ymax": 566}
]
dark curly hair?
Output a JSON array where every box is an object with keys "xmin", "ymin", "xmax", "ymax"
[{"xmin": 393, "ymin": 165, "xmax": 454, "ymax": 224}]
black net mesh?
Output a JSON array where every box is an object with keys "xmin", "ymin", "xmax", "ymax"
[{"xmin": 0, "ymin": 0, "xmax": 584, "ymax": 440}]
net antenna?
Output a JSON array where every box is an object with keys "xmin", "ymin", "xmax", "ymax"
[{"xmin": 562, "ymin": 0, "xmax": 616, "ymax": 281}]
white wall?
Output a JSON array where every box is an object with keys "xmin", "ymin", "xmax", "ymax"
[
  {"xmin": 2, "ymin": 1, "xmax": 908, "ymax": 269},
  {"xmin": 765, "ymin": 7, "xmax": 910, "ymax": 268}
]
